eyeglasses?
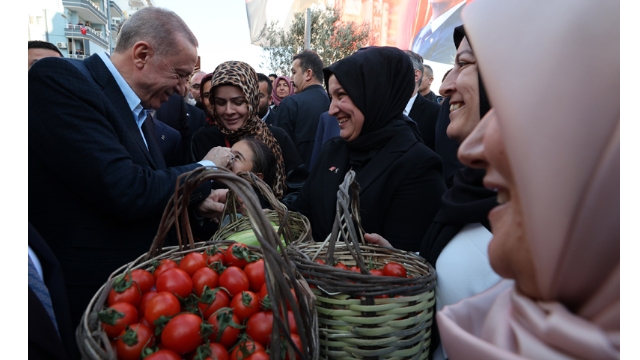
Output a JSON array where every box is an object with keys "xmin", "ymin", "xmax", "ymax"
[{"xmin": 191, "ymin": 83, "xmax": 201, "ymax": 90}]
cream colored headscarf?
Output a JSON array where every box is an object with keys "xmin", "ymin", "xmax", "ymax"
[{"xmin": 436, "ymin": 0, "xmax": 620, "ymax": 359}]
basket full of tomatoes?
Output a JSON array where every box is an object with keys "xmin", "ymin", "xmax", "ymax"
[
  {"xmin": 76, "ymin": 167, "xmax": 319, "ymax": 360},
  {"xmin": 287, "ymin": 171, "xmax": 436, "ymax": 359}
]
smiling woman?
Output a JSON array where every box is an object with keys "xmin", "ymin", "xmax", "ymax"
[
  {"xmin": 290, "ymin": 46, "xmax": 447, "ymax": 251},
  {"xmin": 190, "ymin": 61, "xmax": 306, "ymax": 200}
]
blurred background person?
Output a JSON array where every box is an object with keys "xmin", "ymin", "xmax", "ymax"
[{"xmin": 28, "ymin": 40, "xmax": 62, "ymax": 69}]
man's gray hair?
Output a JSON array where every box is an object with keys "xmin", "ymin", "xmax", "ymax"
[
  {"xmin": 404, "ymin": 50, "xmax": 424, "ymax": 87},
  {"xmin": 114, "ymin": 7, "xmax": 198, "ymax": 57}
]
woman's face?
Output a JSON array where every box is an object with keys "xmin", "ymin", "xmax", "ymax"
[
  {"xmin": 439, "ymin": 37, "xmax": 481, "ymax": 143},
  {"xmin": 327, "ymin": 75, "xmax": 365, "ymax": 142},
  {"xmin": 230, "ymin": 140, "xmax": 255, "ymax": 174},
  {"xmin": 212, "ymin": 85, "xmax": 249, "ymax": 131},
  {"xmin": 276, "ymin": 79, "xmax": 290, "ymax": 98},
  {"xmin": 202, "ymin": 79, "xmax": 212, "ymax": 115},
  {"xmin": 458, "ymin": 110, "xmax": 540, "ymax": 299}
]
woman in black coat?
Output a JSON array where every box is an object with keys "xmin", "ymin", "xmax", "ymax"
[{"xmin": 291, "ymin": 47, "xmax": 447, "ymax": 252}]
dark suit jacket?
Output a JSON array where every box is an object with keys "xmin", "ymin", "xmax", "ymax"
[
  {"xmin": 408, "ymin": 94, "xmax": 441, "ymax": 151},
  {"xmin": 273, "ymin": 84, "xmax": 330, "ymax": 167},
  {"xmin": 262, "ymin": 107, "xmax": 277, "ymax": 126},
  {"xmin": 292, "ymin": 122, "xmax": 447, "ymax": 252},
  {"xmin": 309, "ymin": 111, "xmax": 340, "ymax": 171},
  {"xmin": 423, "ymin": 90, "xmax": 443, "ymax": 104},
  {"xmin": 29, "ymin": 224, "xmax": 78, "ymax": 360},
  {"xmin": 154, "ymin": 94, "xmax": 207, "ymax": 165},
  {"xmin": 28, "ymin": 54, "xmax": 205, "ymax": 327},
  {"xmin": 412, "ymin": 5, "xmax": 464, "ymax": 64},
  {"xmin": 152, "ymin": 119, "xmax": 183, "ymax": 168}
]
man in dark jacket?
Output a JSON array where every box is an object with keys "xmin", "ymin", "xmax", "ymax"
[{"xmin": 274, "ymin": 50, "xmax": 330, "ymax": 167}]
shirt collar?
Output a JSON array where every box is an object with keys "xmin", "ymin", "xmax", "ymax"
[
  {"xmin": 96, "ymin": 51, "xmax": 149, "ymax": 123},
  {"xmin": 430, "ymin": 1, "xmax": 466, "ymax": 31},
  {"xmin": 404, "ymin": 93, "xmax": 418, "ymax": 116}
]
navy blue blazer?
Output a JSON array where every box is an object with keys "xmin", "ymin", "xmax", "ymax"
[
  {"xmin": 408, "ymin": 94, "xmax": 441, "ymax": 151},
  {"xmin": 152, "ymin": 119, "xmax": 183, "ymax": 168},
  {"xmin": 309, "ymin": 111, "xmax": 340, "ymax": 171},
  {"xmin": 28, "ymin": 54, "xmax": 204, "ymax": 327},
  {"xmin": 273, "ymin": 84, "xmax": 330, "ymax": 167}
]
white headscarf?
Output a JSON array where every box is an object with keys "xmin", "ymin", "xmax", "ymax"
[{"xmin": 436, "ymin": 0, "xmax": 620, "ymax": 359}]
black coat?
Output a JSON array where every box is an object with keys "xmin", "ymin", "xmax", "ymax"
[
  {"xmin": 273, "ymin": 84, "xmax": 330, "ymax": 167},
  {"xmin": 434, "ymin": 97, "xmax": 464, "ymax": 187},
  {"xmin": 29, "ymin": 224, "xmax": 79, "ymax": 360},
  {"xmin": 292, "ymin": 125, "xmax": 447, "ymax": 251},
  {"xmin": 408, "ymin": 94, "xmax": 441, "ymax": 151},
  {"xmin": 152, "ymin": 119, "xmax": 183, "ymax": 168},
  {"xmin": 28, "ymin": 54, "xmax": 208, "ymax": 327},
  {"xmin": 155, "ymin": 94, "xmax": 207, "ymax": 165}
]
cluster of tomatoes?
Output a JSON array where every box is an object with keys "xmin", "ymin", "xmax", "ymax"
[{"xmin": 99, "ymin": 242, "xmax": 302, "ymax": 360}]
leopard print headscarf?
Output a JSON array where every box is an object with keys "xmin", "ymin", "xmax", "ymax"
[{"xmin": 209, "ymin": 61, "xmax": 286, "ymax": 199}]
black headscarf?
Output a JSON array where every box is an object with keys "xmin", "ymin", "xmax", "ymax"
[
  {"xmin": 323, "ymin": 46, "xmax": 416, "ymax": 169},
  {"xmin": 420, "ymin": 25, "xmax": 497, "ymax": 265}
]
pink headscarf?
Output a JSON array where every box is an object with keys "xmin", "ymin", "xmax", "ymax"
[
  {"xmin": 271, "ymin": 75, "xmax": 294, "ymax": 106},
  {"xmin": 437, "ymin": 0, "xmax": 620, "ymax": 359}
]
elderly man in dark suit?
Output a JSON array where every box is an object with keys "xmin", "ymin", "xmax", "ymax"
[
  {"xmin": 28, "ymin": 7, "xmax": 234, "ymax": 327},
  {"xmin": 404, "ymin": 50, "xmax": 441, "ymax": 151},
  {"xmin": 274, "ymin": 50, "xmax": 330, "ymax": 167}
]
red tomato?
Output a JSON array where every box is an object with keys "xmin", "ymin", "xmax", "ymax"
[
  {"xmin": 207, "ymin": 308, "xmax": 242, "ymax": 348},
  {"xmin": 179, "ymin": 252, "xmax": 208, "ymax": 277},
  {"xmin": 198, "ymin": 287, "xmax": 231, "ymax": 319},
  {"xmin": 258, "ymin": 283, "xmax": 269, "ymax": 306},
  {"xmin": 144, "ymin": 291, "xmax": 181, "ymax": 325},
  {"xmin": 246, "ymin": 311, "xmax": 274, "ymax": 347},
  {"xmin": 369, "ymin": 269, "xmax": 384, "ymax": 276},
  {"xmin": 192, "ymin": 267, "xmax": 219, "ymax": 296},
  {"xmin": 382, "ymin": 262, "xmax": 407, "ymax": 278},
  {"xmin": 334, "ymin": 262, "xmax": 348, "ymax": 271},
  {"xmin": 243, "ymin": 259, "xmax": 266, "ymax": 292},
  {"xmin": 229, "ymin": 339, "xmax": 265, "ymax": 360},
  {"xmin": 137, "ymin": 290, "xmax": 157, "ymax": 317},
  {"xmin": 224, "ymin": 243, "xmax": 253, "ymax": 268},
  {"xmin": 160, "ymin": 313, "xmax": 204, "ymax": 355},
  {"xmin": 246, "ymin": 350, "xmax": 270, "ymax": 360},
  {"xmin": 285, "ymin": 333, "xmax": 304, "ymax": 360},
  {"xmin": 286, "ymin": 310, "xmax": 298, "ymax": 335},
  {"xmin": 144, "ymin": 349, "xmax": 182, "ymax": 360},
  {"xmin": 191, "ymin": 342, "xmax": 228, "ymax": 360},
  {"xmin": 115, "ymin": 323, "xmax": 154, "ymax": 360},
  {"xmin": 314, "ymin": 259, "xmax": 325, "ymax": 265},
  {"xmin": 230, "ymin": 291, "xmax": 260, "ymax": 322},
  {"xmin": 219, "ymin": 266, "xmax": 249, "ymax": 297},
  {"xmin": 127, "ymin": 269, "xmax": 155, "ymax": 294},
  {"xmin": 107, "ymin": 282, "xmax": 141, "ymax": 307},
  {"xmin": 156, "ymin": 268, "xmax": 194, "ymax": 299},
  {"xmin": 154, "ymin": 259, "xmax": 179, "ymax": 279},
  {"xmin": 99, "ymin": 302, "xmax": 139, "ymax": 339},
  {"xmin": 206, "ymin": 253, "xmax": 225, "ymax": 267},
  {"xmin": 349, "ymin": 266, "xmax": 361, "ymax": 273}
]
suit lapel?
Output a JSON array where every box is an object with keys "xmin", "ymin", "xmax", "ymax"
[{"xmin": 84, "ymin": 54, "xmax": 160, "ymax": 169}]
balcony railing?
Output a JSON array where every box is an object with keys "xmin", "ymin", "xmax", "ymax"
[
  {"xmin": 62, "ymin": 0, "xmax": 108, "ymax": 24},
  {"xmin": 69, "ymin": 54, "xmax": 89, "ymax": 60},
  {"xmin": 64, "ymin": 24, "xmax": 109, "ymax": 49}
]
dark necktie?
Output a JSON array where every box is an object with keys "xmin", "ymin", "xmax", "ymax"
[{"xmin": 28, "ymin": 255, "xmax": 59, "ymax": 335}]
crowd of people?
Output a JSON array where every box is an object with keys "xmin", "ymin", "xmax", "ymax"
[{"xmin": 28, "ymin": 0, "xmax": 619, "ymax": 359}]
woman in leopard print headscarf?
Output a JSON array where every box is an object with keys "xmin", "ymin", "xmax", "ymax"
[{"xmin": 191, "ymin": 61, "xmax": 304, "ymax": 199}]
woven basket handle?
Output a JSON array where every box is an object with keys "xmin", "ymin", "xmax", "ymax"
[
  {"xmin": 220, "ymin": 171, "xmax": 296, "ymax": 245},
  {"xmin": 146, "ymin": 167, "xmax": 313, "ymax": 360},
  {"xmin": 325, "ymin": 170, "xmax": 370, "ymax": 274}
]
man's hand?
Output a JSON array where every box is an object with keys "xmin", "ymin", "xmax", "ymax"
[
  {"xmin": 363, "ymin": 233, "xmax": 393, "ymax": 248},
  {"xmin": 196, "ymin": 189, "xmax": 229, "ymax": 221},
  {"xmin": 202, "ymin": 146, "xmax": 234, "ymax": 169}
]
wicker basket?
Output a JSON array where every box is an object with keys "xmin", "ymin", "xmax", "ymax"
[
  {"xmin": 212, "ymin": 171, "xmax": 312, "ymax": 246},
  {"xmin": 287, "ymin": 170, "xmax": 436, "ymax": 359},
  {"xmin": 76, "ymin": 167, "xmax": 319, "ymax": 360}
]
